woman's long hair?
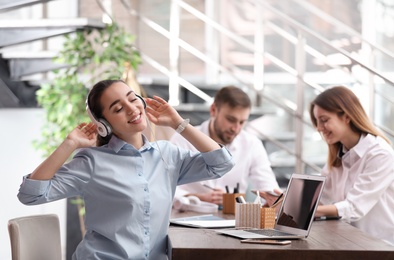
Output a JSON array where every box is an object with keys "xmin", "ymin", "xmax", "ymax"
[
  {"xmin": 309, "ymin": 86, "xmax": 390, "ymax": 169},
  {"xmin": 87, "ymin": 79, "xmax": 125, "ymax": 146}
]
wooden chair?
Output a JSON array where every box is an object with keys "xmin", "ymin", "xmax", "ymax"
[{"xmin": 8, "ymin": 214, "xmax": 62, "ymax": 260}]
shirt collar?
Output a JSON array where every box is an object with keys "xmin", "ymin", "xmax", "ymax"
[
  {"xmin": 351, "ymin": 133, "xmax": 370, "ymax": 157},
  {"xmin": 340, "ymin": 133, "xmax": 369, "ymax": 161},
  {"xmin": 107, "ymin": 134, "xmax": 153, "ymax": 153}
]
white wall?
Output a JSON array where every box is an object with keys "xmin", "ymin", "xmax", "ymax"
[{"xmin": 0, "ymin": 109, "xmax": 66, "ymax": 260}]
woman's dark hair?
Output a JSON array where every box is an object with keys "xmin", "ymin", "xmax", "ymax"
[
  {"xmin": 87, "ymin": 79, "xmax": 125, "ymax": 146},
  {"xmin": 309, "ymin": 86, "xmax": 389, "ymax": 169}
]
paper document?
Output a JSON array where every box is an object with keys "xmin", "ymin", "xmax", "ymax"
[{"xmin": 170, "ymin": 214, "xmax": 235, "ymax": 228}]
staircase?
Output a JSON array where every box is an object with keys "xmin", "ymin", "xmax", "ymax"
[{"xmin": 0, "ymin": 0, "xmax": 105, "ymax": 107}]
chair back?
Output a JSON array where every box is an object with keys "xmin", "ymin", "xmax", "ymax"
[{"xmin": 8, "ymin": 214, "xmax": 62, "ymax": 260}]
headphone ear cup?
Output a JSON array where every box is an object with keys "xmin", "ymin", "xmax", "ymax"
[
  {"xmin": 173, "ymin": 197, "xmax": 190, "ymax": 210},
  {"xmin": 97, "ymin": 118, "xmax": 112, "ymax": 137},
  {"xmin": 136, "ymin": 94, "xmax": 146, "ymax": 109},
  {"xmin": 86, "ymin": 97, "xmax": 112, "ymax": 137},
  {"xmin": 187, "ymin": 196, "xmax": 201, "ymax": 206}
]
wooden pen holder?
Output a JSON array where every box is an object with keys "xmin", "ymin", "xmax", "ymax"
[
  {"xmin": 235, "ymin": 203, "xmax": 276, "ymax": 229},
  {"xmin": 222, "ymin": 193, "xmax": 244, "ymax": 214}
]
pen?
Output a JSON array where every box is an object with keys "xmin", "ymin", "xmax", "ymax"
[
  {"xmin": 225, "ymin": 185, "xmax": 230, "ymax": 193},
  {"xmin": 203, "ymin": 184, "xmax": 215, "ymax": 190},
  {"xmin": 270, "ymin": 193, "xmax": 284, "ymax": 208},
  {"xmin": 234, "ymin": 183, "xmax": 239, "ymax": 194}
]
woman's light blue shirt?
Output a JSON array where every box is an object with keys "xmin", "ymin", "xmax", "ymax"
[{"xmin": 18, "ymin": 135, "xmax": 234, "ymax": 260}]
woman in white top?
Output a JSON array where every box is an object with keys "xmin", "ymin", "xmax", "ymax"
[{"xmin": 310, "ymin": 86, "xmax": 394, "ymax": 245}]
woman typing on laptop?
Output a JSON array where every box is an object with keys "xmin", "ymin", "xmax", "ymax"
[{"xmin": 309, "ymin": 86, "xmax": 394, "ymax": 246}]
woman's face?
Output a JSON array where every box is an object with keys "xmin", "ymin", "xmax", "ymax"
[
  {"xmin": 313, "ymin": 105, "xmax": 351, "ymax": 146},
  {"xmin": 100, "ymin": 81, "xmax": 147, "ymax": 138}
]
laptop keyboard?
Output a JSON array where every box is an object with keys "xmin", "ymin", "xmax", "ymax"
[{"xmin": 246, "ymin": 229, "xmax": 298, "ymax": 237}]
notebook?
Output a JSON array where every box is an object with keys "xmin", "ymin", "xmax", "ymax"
[
  {"xmin": 170, "ymin": 214, "xmax": 235, "ymax": 228},
  {"xmin": 215, "ymin": 173, "xmax": 326, "ymax": 239}
]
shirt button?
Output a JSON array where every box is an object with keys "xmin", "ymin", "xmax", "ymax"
[
  {"xmin": 138, "ymin": 173, "xmax": 142, "ymax": 176},
  {"xmin": 144, "ymin": 187, "xmax": 148, "ymax": 192}
]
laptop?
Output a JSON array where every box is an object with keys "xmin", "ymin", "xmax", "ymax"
[{"xmin": 215, "ymin": 173, "xmax": 326, "ymax": 240}]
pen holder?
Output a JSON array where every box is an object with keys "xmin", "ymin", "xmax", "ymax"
[
  {"xmin": 222, "ymin": 193, "xmax": 244, "ymax": 214},
  {"xmin": 235, "ymin": 203, "xmax": 276, "ymax": 229},
  {"xmin": 260, "ymin": 207, "xmax": 276, "ymax": 229},
  {"xmin": 235, "ymin": 203, "xmax": 261, "ymax": 228}
]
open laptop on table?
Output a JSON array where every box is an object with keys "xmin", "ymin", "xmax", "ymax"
[{"xmin": 215, "ymin": 173, "xmax": 326, "ymax": 240}]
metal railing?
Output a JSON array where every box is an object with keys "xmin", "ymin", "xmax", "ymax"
[
  {"xmin": 294, "ymin": 0, "xmax": 394, "ymax": 61},
  {"xmin": 121, "ymin": 0, "xmax": 394, "ymax": 174},
  {"xmin": 4, "ymin": 0, "xmax": 388, "ymax": 175}
]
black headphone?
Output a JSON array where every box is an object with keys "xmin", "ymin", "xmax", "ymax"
[{"xmin": 86, "ymin": 93, "xmax": 146, "ymax": 137}]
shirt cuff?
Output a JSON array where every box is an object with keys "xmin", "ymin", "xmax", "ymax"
[
  {"xmin": 19, "ymin": 174, "xmax": 51, "ymax": 195},
  {"xmin": 334, "ymin": 200, "xmax": 349, "ymax": 220}
]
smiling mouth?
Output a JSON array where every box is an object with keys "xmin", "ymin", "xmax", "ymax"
[
  {"xmin": 322, "ymin": 131, "xmax": 331, "ymax": 139},
  {"xmin": 128, "ymin": 114, "xmax": 141, "ymax": 123}
]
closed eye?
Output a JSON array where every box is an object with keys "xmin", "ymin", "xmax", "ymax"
[
  {"xmin": 114, "ymin": 98, "xmax": 138, "ymax": 113},
  {"xmin": 129, "ymin": 98, "xmax": 138, "ymax": 103}
]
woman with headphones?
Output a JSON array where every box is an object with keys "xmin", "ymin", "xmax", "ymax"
[{"xmin": 17, "ymin": 79, "xmax": 234, "ymax": 259}]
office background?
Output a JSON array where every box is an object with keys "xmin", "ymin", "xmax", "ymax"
[
  {"xmin": 0, "ymin": 109, "xmax": 66, "ymax": 260},
  {"xmin": 1, "ymin": 0, "xmax": 393, "ymax": 259}
]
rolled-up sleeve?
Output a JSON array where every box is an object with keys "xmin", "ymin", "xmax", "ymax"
[
  {"xmin": 17, "ymin": 149, "xmax": 93, "ymax": 205},
  {"xmin": 18, "ymin": 175, "xmax": 52, "ymax": 204}
]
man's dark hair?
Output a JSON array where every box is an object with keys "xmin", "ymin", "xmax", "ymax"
[{"xmin": 214, "ymin": 86, "xmax": 251, "ymax": 109}]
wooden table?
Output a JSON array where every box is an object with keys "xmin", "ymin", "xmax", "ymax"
[{"xmin": 168, "ymin": 211, "xmax": 394, "ymax": 260}]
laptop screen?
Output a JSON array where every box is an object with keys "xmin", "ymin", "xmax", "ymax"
[{"xmin": 276, "ymin": 174, "xmax": 325, "ymax": 231}]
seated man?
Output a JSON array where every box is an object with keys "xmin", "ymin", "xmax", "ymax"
[{"xmin": 171, "ymin": 86, "xmax": 281, "ymax": 206}]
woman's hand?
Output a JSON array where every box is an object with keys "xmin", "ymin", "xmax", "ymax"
[
  {"xmin": 66, "ymin": 122, "xmax": 97, "ymax": 149},
  {"xmin": 315, "ymin": 205, "xmax": 339, "ymax": 218},
  {"xmin": 30, "ymin": 122, "xmax": 97, "ymax": 180},
  {"xmin": 145, "ymin": 96, "xmax": 183, "ymax": 129},
  {"xmin": 145, "ymin": 95, "xmax": 221, "ymax": 152},
  {"xmin": 258, "ymin": 189, "xmax": 283, "ymax": 207}
]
